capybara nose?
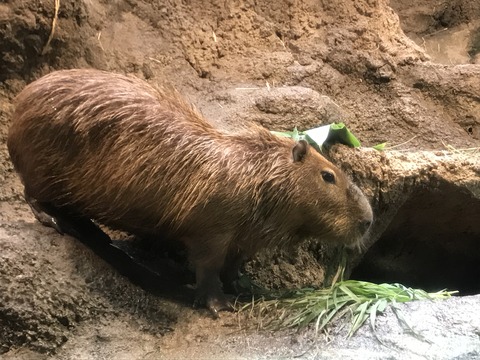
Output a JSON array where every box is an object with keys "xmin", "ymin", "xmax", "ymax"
[{"xmin": 359, "ymin": 219, "xmax": 372, "ymax": 234}]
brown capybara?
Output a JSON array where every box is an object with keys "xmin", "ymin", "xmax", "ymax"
[{"xmin": 7, "ymin": 69, "xmax": 373, "ymax": 316}]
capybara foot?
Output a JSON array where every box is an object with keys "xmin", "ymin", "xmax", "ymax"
[
  {"xmin": 25, "ymin": 192, "xmax": 67, "ymax": 234},
  {"xmin": 24, "ymin": 191, "xmax": 111, "ymax": 242},
  {"xmin": 194, "ymin": 292, "xmax": 235, "ymax": 318}
]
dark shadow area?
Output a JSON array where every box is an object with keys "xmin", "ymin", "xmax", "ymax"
[
  {"xmin": 73, "ymin": 226, "xmax": 197, "ymax": 305},
  {"xmin": 352, "ymin": 182, "xmax": 480, "ymax": 295}
]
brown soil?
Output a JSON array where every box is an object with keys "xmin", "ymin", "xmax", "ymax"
[{"xmin": 1, "ymin": 0, "xmax": 479, "ymax": 358}]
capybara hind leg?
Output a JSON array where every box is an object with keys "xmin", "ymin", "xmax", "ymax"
[
  {"xmin": 25, "ymin": 191, "xmax": 66, "ymax": 234},
  {"xmin": 24, "ymin": 190, "xmax": 110, "ymax": 242},
  {"xmin": 194, "ymin": 266, "xmax": 234, "ymax": 318}
]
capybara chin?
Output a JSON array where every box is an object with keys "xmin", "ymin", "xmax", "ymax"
[{"xmin": 7, "ymin": 69, "xmax": 373, "ymax": 316}]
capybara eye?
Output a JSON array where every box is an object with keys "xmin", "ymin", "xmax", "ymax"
[{"xmin": 321, "ymin": 171, "xmax": 335, "ymax": 184}]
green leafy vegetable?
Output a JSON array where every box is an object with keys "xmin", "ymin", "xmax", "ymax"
[
  {"xmin": 272, "ymin": 123, "xmax": 362, "ymax": 150},
  {"xmin": 327, "ymin": 123, "xmax": 361, "ymax": 147},
  {"xmin": 292, "ymin": 127, "xmax": 301, "ymax": 142}
]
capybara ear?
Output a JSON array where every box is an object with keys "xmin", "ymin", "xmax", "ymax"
[{"xmin": 292, "ymin": 140, "xmax": 309, "ymax": 162}]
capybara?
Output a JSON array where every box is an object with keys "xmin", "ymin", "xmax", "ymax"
[{"xmin": 7, "ymin": 69, "xmax": 373, "ymax": 316}]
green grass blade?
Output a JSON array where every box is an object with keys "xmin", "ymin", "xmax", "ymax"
[
  {"xmin": 373, "ymin": 142, "xmax": 387, "ymax": 151},
  {"xmin": 270, "ymin": 130, "xmax": 294, "ymax": 138},
  {"xmin": 349, "ymin": 300, "xmax": 371, "ymax": 337},
  {"xmin": 369, "ymin": 300, "xmax": 380, "ymax": 332},
  {"xmin": 338, "ymin": 284, "xmax": 360, "ymax": 301}
]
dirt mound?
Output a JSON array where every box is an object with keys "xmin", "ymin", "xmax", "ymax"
[{"xmin": 391, "ymin": 0, "xmax": 480, "ymax": 64}]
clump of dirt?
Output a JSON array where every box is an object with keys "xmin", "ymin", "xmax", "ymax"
[
  {"xmin": 391, "ymin": 0, "xmax": 480, "ymax": 64},
  {"xmin": 0, "ymin": 0, "xmax": 479, "ymax": 358}
]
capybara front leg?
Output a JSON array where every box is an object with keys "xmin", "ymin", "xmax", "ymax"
[
  {"xmin": 194, "ymin": 266, "xmax": 234, "ymax": 318},
  {"xmin": 184, "ymin": 234, "xmax": 234, "ymax": 317}
]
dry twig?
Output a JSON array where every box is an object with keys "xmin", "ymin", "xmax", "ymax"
[{"xmin": 42, "ymin": 0, "xmax": 61, "ymax": 55}]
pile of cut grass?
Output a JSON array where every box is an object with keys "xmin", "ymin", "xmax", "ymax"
[{"xmin": 240, "ymin": 279, "xmax": 457, "ymax": 337}]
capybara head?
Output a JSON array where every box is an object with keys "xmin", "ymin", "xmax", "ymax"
[{"xmin": 289, "ymin": 140, "xmax": 373, "ymax": 248}]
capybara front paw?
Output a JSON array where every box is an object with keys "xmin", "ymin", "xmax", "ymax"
[{"xmin": 194, "ymin": 293, "xmax": 234, "ymax": 318}]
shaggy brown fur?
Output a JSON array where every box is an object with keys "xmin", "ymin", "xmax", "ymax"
[{"xmin": 7, "ymin": 69, "xmax": 373, "ymax": 315}]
